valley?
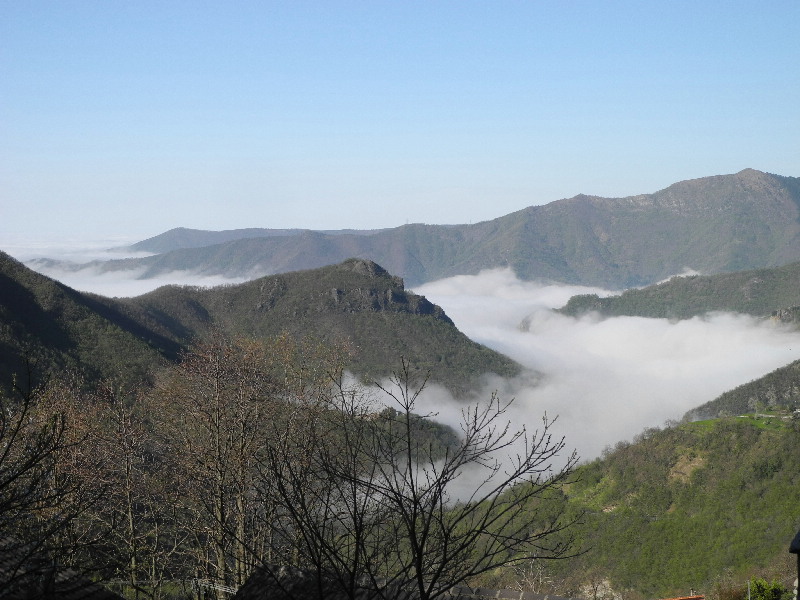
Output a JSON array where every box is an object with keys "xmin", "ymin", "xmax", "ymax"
[{"xmin": 2, "ymin": 168, "xmax": 800, "ymax": 599}]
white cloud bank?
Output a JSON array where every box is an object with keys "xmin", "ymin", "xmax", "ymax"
[
  {"xmin": 30, "ymin": 263, "xmax": 250, "ymax": 298},
  {"xmin": 412, "ymin": 269, "xmax": 800, "ymax": 463},
  {"xmin": 1, "ymin": 238, "xmax": 248, "ymax": 297}
]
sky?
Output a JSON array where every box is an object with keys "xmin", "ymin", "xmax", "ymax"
[{"xmin": 1, "ymin": 1, "xmax": 799, "ymax": 245}]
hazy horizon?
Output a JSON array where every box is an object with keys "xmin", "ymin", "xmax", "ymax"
[{"xmin": 2, "ymin": 2, "xmax": 798, "ymax": 240}]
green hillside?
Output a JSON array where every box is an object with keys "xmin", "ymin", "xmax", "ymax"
[
  {"xmin": 503, "ymin": 415, "xmax": 800, "ymax": 598},
  {"xmin": 0, "ymin": 251, "xmax": 519, "ymax": 395},
  {"xmin": 73, "ymin": 169, "xmax": 800, "ymax": 289},
  {"xmin": 686, "ymin": 360, "xmax": 800, "ymax": 420},
  {"xmin": 0, "ymin": 251, "xmax": 169, "ymax": 392},
  {"xmin": 559, "ymin": 261, "xmax": 800, "ymax": 320},
  {"xmin": 113, "ymin": 258, "xmax": 520, "ymax": 392}
]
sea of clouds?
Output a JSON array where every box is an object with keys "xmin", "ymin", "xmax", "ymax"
[
  {"xmin": 3, "ymin": 237, "xmax": 249, "ymax": 297},
  {"xmin": 411, "ymin": 269, "xmax": 800, "ymax": 465},
  {"xmin": 6, "ymin": 238, "xmax": 800, "ymax": 467}
]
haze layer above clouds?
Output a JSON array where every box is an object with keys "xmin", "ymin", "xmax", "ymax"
[{"xmin": 6, "ymin": 239, "xmax": 248, "ymax": 297}]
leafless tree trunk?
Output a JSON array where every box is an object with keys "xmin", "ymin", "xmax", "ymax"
[
  {"xmin": 358, "ymin": 360, "xmax": 580, "ymax": 600},
  {"xmin": 251, "ymin": 358, "xmax": 579, "ymax": 600},
  {"xmin": 0, "ymin": 368, "xmax": 109, "ymax": 595},
  {"xmin": 149, "ymin": 332, "xmax": 352, "ymax": 596}
]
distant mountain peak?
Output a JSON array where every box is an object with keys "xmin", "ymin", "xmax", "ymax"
[
  {"xmin": 736, "ymin": 167, "xmax": 765, "ymax": 178},
  {"xmin": 66, "ymin": 168, "xmax": 800, "ymax": 289},
  {"xmin": 337, "ymin": 258, "xmax": 393, "ymax": 280}
]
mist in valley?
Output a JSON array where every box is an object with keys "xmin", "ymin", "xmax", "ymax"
[
  {"xmin": 413, "ymin": 269, "xmax": 800, "ymax": 463},
  {"xmin": 10, "ymin": 243, "xmax": 800, "ymax": 464}
]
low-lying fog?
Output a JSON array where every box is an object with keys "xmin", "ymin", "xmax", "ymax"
[
  {"xmin": 413, "ymin": 270, "xmax": 800, "ymax": 463},
  {"xmin": 9, "ymin": 240, "xmax": 800, "ymax": 464}
]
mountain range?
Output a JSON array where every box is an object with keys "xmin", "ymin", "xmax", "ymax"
[
  {"xmin": 0, "ymin": 252, "xmax": 519, "ymax": 396},
  {"xmin": 33, "ymin": 168, "xmax": 800, "ymax": 289},
  {"xmin": 5, "ymin": 167, "xmax": 800, "ymax": 597}
]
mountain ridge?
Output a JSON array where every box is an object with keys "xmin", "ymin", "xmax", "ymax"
[
  {"xmin": 46, "ymin": 168, "xmax": 800, "ymax": 289},
  {"xmin": 557, "ymin": 260, "xmax": 800, "ymax": 320},
  {"xmin": 129, "ymin": 226, "xmax": 388, "ymax": 254},
  {"xmin": 0, "ymin": 251, "xmax": 519, "ymax": 395}
]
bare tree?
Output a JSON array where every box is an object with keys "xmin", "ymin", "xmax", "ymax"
[
  {"xmin": 0, "ymin": 369, "xmax": 108, "ymax": 596},
  {"xmin": 149, "ymin": 332, "xmax": 352, "ymax": 597},
  {"xmin": 143, "ymin": 337, "xmax": 579, "ymax": 600},
  {"xmin": 252, "ymin": 359, "xmax": 579, "ymax": 600},
  {"xmin": 351, "ymin": 360, "xmax": 580, "ymax": 600},
  {"xmin": 82, "ymin": 382, "xmax": 194, "ymax": 600},
  {"xmin": 255, "ymin": 374, "xmax": 397, "ymax": 599}
]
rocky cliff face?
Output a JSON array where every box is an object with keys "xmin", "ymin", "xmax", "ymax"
[{"xmin": 252, "ymin": 258, "xmax": 454, "ymax": 324}]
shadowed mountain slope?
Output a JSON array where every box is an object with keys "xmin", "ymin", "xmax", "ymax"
[
  {"xmin": 113, "ymin": 258, "xmax": 521, "ymax": 392},
  {"xmin": 0, "ymin": 251, "xmax": 169, "ymax": 392},
  {"xmin": 0, "ymin": 252, "xmax": 519, "ymax": 395},
  {"xmin": 87, "ymin": 169, "xmax": 800, "ymax": 288}
]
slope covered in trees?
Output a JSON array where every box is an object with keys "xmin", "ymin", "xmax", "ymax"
[
  {"xmin": 0, "ymin": 250, "xmax": 169, "ymax": 392},
  {"xmin": 0, "ymin": 251, "xmax": 519, "ymax": 396},
  {"xmin": 558, "ymin": 260, "xmax": 800, "ymax": 320},
  {"xmin": 685, "ymin": 359, "xmax": 800, "ymax": 420},
  {"xmin": 110, "ymin": 257, "xmax": 520, "ymax": 392},
  {"xmin": 482, "ymin": 415, "xmax": 800, "ymax": 599},
  {"xmin": 46, "ymin": 169, "xmax": 800, "ymax": 289}
]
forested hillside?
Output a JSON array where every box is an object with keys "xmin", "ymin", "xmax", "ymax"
[
  {"xmin": 558, "ymin": 260, "xmax": 800, "ymax": 320},
  {"xmin": 112, "ymin": 257, "xmax": 521, "ymax": 392},
  {"xmin": 41, "ymin": 169, "xmax": 800, "ymax": 289},
  {"xmin": 0, "ymin": 251, "xmax": 519, "ymax": 396},
  {"xmin": 0, "ymin": 250, "xmax": 168, "ymax": 392},
  {"xmin": 686, "ymin": 359, "xmax": 800, "ymax": 420},
  {"xmin": 483, "ymin": 415, "xmax": 800, "ymax": 599}
]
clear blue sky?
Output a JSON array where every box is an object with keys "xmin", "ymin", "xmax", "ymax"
[{"xmin": 1, "ymin": 1, "xmax": 798, "ymax": 241}]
